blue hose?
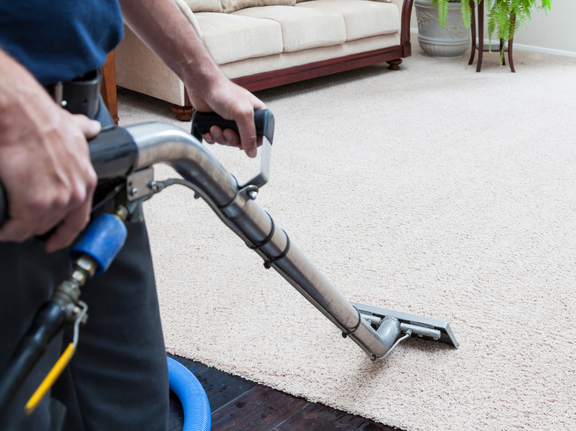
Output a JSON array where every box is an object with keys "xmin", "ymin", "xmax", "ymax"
[{"xmin": 166, "ymin": 357, "xmax": 211, "ymax": 431}]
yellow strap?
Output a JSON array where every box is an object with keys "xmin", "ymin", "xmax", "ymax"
[{"xmin": 25, "ymin": 343, "xmax": 76, "ymax": 416}]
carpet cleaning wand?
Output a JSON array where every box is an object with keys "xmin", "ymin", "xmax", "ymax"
[
  {"xmin": 110, "ymin": 109, "xmax": 458, "ymax": 361},
  {"xmin": 0, "ymin": 110, "xmax": 458, "ymax": 367}
]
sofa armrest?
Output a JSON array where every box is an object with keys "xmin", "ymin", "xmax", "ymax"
[
  {"xmin": 175, "ymin": 0, "xmax": 204, "ymax": 41},
  {"xmin": 390, "ymin": 0, "xmax": 414, "ymax": 57}
]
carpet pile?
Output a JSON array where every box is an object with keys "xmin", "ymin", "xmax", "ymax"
[{"xmin": 118, "ymin": 36, "xmax": 576, "ymax": 431}]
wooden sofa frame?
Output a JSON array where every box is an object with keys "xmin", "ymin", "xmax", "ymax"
[{"xmin": 102, "ymin": 0, "xmax": 414, "ymax": 123}]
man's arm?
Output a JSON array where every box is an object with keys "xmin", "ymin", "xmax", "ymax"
[
  {"xmin": 118, "ymin": 0, "xmax": 266, "ymax": 158},
  {"xmin": 0, "ymin": 49, "xmax": 99, "ymax": 252}
]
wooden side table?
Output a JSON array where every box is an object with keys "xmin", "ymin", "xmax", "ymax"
[
  {"xmin": 100, "ymin": 51, "xmax": 119, "ymax": 125},
  {"xmin": 468, "ymin": 0, "xmax": 515, "ymax": 72}
]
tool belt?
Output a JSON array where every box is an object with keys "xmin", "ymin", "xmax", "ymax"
[{"xmin": 43, "ymin": 68, "xmax": 102, "ymax": 118}]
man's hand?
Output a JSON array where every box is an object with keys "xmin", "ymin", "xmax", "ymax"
[
  {"xmin": 0, "ymin": 50, "xmax": 99, "ymax": 253},
  {"xmin": 188, "ymin": 79, "xmax": 265, "ymax": 158},
  {"xmin": 118, "ymin": 0, "xmax": 266, "ymax": 158}
]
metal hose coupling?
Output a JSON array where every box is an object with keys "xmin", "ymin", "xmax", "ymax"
[
  {"xmin": 24, "ymin": 205, "xmax": 129, "ymax": 415},
  {"xmin": 50, "ymin": 255, "xmax": 97, "ymax": 322}
]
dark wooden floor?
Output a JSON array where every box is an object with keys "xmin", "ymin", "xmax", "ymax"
[{"xmin": 167, "ymin": 354, "xmax": 397, "ymax": 431}]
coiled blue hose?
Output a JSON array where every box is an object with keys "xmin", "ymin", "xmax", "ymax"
[{"xmin": 167, "ymin": 357, "xmax": 211, "ymax": 431}]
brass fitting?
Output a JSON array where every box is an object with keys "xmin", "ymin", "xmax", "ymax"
[
  {"xmin": 71, "ymin": 255, "xmax": 98, "ymax": 287},
  {"xmin": 113, "ymin": 205, "xmax": 129, "ymax": 222},
  {"xmin": 51, "ymin": 254, "xmax": 98, "ymax": 322}
]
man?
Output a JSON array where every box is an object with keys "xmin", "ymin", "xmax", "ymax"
[{"xmin": 0, "ymin": 0, "xmax": 265, "ymax": 429}]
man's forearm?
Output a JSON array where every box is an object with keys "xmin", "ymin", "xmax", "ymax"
[
  {"xmin": 118, "ymin": 0, "xmax": 223, "ymax": 99},
  {"xmin": 118, "ymin": 0, "xmax": 266, "ymax": 157},
  {"xmin": 0, "ymin": 48, "xmax": 58, "ymax": 140}
]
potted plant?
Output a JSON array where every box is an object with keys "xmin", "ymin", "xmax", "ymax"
[
  {"xmin": 415, "ymin": 0, "xmax": 552, "ymax": 60},
  {"xmin": 414, "ymin": 0, "xmax": 472, "ymax": 59}
]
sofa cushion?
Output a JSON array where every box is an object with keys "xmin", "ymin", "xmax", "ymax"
[
  {"xmin": 297, "ymin": 0, "xmax": 399, "ymax": 41},
  {"xmin": 221, "ymin": 0, "xmax": 295, "ymax": 14},
  {"xmin": 232, "ymin": 6, "xmax": 346, "ymax": 52},
  {"xmin": 219, "ymin": 33, "xmax": 400, "ymax": 80},
  {"xmin": 176, "ymin": 0, "xmax": 205, "ymax": 39},
  {"xmin": 195, "ymin": 13, "xmax": 283, "ymax": 64},
  {"xmin": 184, "ymin": 0, "xmax": 222, "ymax": 13}
]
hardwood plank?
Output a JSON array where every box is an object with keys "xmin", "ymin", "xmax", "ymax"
[
  {"xmin": 211, "ymin": 385, "xmax": 310, "ymax": 431},
  {"xmin": 353, "ymin": 420, "xmax": 398, "ymax": 431},
  {"xmin": 166, "ymin": 353, "xmax": 208, "ymax": 376},
  {"xmin": 164, "ymin": 355, "xmax": 405, "ymax": 431},
  {"xmin": 196, "ymin": 367, "xmax": 259, "ymax": 413},
  {"xmin": 273, "ymin": 403, "xmax": 367, "ymax": 431}
]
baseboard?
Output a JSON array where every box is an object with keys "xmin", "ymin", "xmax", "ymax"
[
  {"xmin": 410, "ymin": 28, "xmax": 576, "ymax": 58},
  {"xmin": 510, "ymin": 43, "xmax": 576, "ymax": 58}
]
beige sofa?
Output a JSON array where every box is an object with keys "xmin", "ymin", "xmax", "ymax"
[{"xmin": 115, "ymin": 0, "xmax": 414, "ymax": 120}]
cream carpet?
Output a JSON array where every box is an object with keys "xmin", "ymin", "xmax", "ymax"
[{"xmin": 118, "ymin": 35, "xmax": 576, "ymax": 431}]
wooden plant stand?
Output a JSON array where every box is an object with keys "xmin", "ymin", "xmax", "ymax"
[{"xmin": 468, "ymin": 0, "xmax": 515, "ymax": 73}]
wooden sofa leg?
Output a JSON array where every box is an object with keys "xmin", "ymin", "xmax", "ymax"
[
  {"xmin": 172, "ymin": 88, "xmax": 194, "ymax": 121},
  {"xmin": 101, "ymin": 52, "xmax": 119, "ymax": 125},
  {"xmin": 172, "ymin": 104, "xmax": 194, "ymax": 121},
  {"xmin": 387, "ymin": 59, "xmax": 403, "ymax": 70}
]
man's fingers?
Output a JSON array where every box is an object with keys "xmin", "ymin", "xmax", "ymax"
[
  {"xmin": 222, "ymin": 129, "xmax": 240, "ymax": 147},
  {"xmin": 237, "ymin": 96, "xmax": 265, "ymax": 157},
  {"xmin": 72, "ymin": 114, "xmax": 101, "ymax": 139},
  {"xmin": 189, "ymin": 83, "xmax": 266, "ymax": 157},
  {"xmin": 207, "ymin": 126, "xmax": 241, "ymax": 147},
  {"xmin": 208, "ymin": 126, "xmax": 227, "ymax": 146},
  {"xmin": 234, "ymin": 109, "xmax": 258, "ymax": 158},
  {"xmin": 251, "ymin": 95, "xmax": 266, "ymax": 111},
  {"xmin": 32, "ymin": 179, "xmax": 90, "ymax": 236},
  {"xmin": 0, "ymin": 217, "xmax": 36, "ymax": 243},
  {"xmin": 204, "ymin": 132, "xmax": 215, "ymax": 144},
  {"xmin": 45, "ymin": 199, "xmax": 92, "ymax": 253}
]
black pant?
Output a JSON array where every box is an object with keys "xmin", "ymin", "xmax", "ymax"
[{"xmin": 0, "ymin": 98, "xmax": 169, "ymax": 431}]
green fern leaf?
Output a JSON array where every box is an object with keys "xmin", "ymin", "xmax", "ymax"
[
  {"xmin": 461, "ymin": 0, "xmax": 472, "ymax": 29},
  {"xmin": 438, "ymin": 0, "xmax": 449, "ymax": 29}
]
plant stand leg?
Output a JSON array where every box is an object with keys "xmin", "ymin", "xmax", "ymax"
[
  {"xmin": 476, "ymin": 0, "xmax": 484, "ymax": 73},
  {"xmin": 508, "ymin": 37, "xmax": 515, "ymax": 73},
  {"xmin": 386, "ymin": 59, "xmax": 402, "ymax": 70},
  {"xmin": 508, "ymin": 14, "xmax": 516, "ymax": 73},
  {"xmin": 468, "ymin": 0, "xmax": 476, "ymax": 66},
  {"xmin": 499, "ymin": 39, "xmax": 506, "ymax": 65}
]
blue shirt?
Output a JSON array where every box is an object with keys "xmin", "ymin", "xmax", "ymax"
[{"xmin": 0, "ymin": 0, "xmax": 124, "ymax": 85}]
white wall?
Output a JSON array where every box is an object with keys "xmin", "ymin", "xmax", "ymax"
[{"xmin": 410, "ymin": 0, "xmax": 576, "ymax": 56}]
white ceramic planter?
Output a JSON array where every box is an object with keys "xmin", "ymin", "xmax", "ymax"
[{"xmin": 414, "ymin": 0, "xmax": 471, "ymax": 59}]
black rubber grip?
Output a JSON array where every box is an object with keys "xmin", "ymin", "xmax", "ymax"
[
  {"xmin": 88, "ymin": 126, "xmax": 138, "ymax": 181},
  {"xmin": 191, "ymin": 109, "xmax": 275, "ymax": 145},
  {"xmin": 0, "ymin": 126, "xmax": 137, "ymax": 228}
]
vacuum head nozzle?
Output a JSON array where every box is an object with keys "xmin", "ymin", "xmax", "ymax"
[{"xmin": 351, "ymin": 302, "xmax": 459, "ymax": 349}]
